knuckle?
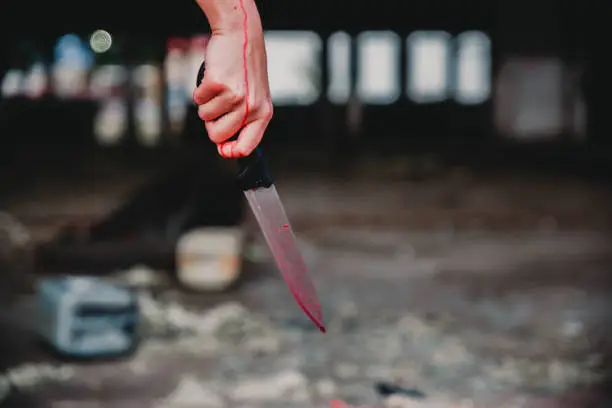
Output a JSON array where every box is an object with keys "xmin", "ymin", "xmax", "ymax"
[
  {"xmin": 259, "ymin": 103, "xmax": 273, "ymax": 121},
  {"xmin": 209, "ymin": 133, "xmax": 225, "ymax": 144},
  {"xmin": 229, "ymin": 91, "xmax": 245, "ymax": 105},
  {"xmin": 250, "ymin": 101, "xmax": 273, "ymax": 121},
  {"xmin": 263, "ymin": 104, "xmax": 274, "ymax": 121},
  {"xmin": 205, "ymin": 126, "xmax": 223, "ymax": 143},
  {"xmin": 200, "ymin": 109, "xmax": 216, "ymax": 122},
  {"xmin": 197, "ymin": 106, "xmax": 207, "ymax": 120}
]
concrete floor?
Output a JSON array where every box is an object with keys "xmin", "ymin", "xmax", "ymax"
[{"xmin": 2, "ymin": 172, "xmax": 612, "ymax": 407}]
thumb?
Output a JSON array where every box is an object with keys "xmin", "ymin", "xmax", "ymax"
[{"xmin": 217, "ymin": 119, "xmax": 267, "ymax": 158}]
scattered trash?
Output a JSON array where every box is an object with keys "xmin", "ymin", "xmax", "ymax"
[
  {"xmin": 37, "ymin": 276, "xmax": 139, "ymax": 358},
  {"xmin": 176, "ymin": 228, "xmax": 244, "ymax": 292},
  {"xmin": 138, "ymin": 295, "xmax": 280, "ymax": 354},
  {"xmin": 2, "ymin": 228, "xmax": 609, "ymax": 406},
  {"xmin": 375, "ymin": 382, "xmax": 426, "ymax": 399},
  {"xmin": 0, "ymin": 363, "xmax": 75, "ymax": 404}
]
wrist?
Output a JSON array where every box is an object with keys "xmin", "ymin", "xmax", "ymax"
[{"xmin": 197, "ymin": 0, "xmax": 262, "ymax": 35}]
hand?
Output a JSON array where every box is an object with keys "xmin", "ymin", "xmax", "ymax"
[{"xmin": 193, "ymin": 25, "xmax": 273, "ymax": 158}]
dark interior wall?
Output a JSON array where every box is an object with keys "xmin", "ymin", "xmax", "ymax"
[
  {"xmin": 0, "ymin": 0, "xmax": 600, "ymax": 152},
  {"xmin": 1, "ymin": 0, "xmax": 493, "ymax": 36},
  {"xmin": 0, "ymin": 0, "xmax": 590, "ymax": 60}
]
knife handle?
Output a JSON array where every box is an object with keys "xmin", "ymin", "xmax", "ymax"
[{"xmin": 196, "ymin": 60, "xmax": 274, "ymax": 191}]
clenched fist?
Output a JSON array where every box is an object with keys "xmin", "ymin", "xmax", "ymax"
[{"xmin": 193, "ymin": 0, "xmax": 273, "ymax": 158}]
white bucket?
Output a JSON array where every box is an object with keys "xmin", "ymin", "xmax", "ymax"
[{"xmin": 176, "ymin": 227, "xmax": 244, "ymax": 291}]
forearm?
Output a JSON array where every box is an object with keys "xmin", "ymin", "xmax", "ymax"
[{"xmin": 195, "ymin": 0, "xmax": 262, "ymax": 34}]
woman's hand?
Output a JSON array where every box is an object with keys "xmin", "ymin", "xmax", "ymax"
[{"xmin": 193, "ymin": 0, "xmax": 273, "ymax": 158}]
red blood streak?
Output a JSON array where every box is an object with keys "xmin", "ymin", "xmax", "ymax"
[
  {"xmin": 264, "ymin": 221, "xmax": 325, "ymax": 333},
  {"xmin": 238, "ymin": 0, "xmax": 250, "ymax": 129}
]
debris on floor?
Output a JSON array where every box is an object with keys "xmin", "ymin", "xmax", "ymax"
[
  {"xmin": 2, "ymin": 228, "xmax": 612, "ymax": 407},
  {"xmin": 375, "ymin": 382, "xmax": 426, "ymax": 399},
  {"xmin": 137, "ymin": 294, "xmax": 280, "ymax": 354},
  {"xmin": 0, "ymin": 363, "xmax": 75, "ymax": 405}
]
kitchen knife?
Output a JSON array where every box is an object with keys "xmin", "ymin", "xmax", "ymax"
[{"xmin": 196, "ymin": 62, "xmax": 325, "ymax": 332}]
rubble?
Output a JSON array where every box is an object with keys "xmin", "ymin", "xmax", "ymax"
[
  {"xmin": 137, "ymin": 294, "xmax": 280, "ymax": 354},
  {"xmin": 0, "ymin": 363, "xmax": 75, "ymax": 405},
  {"xmin": 2, "ymin": 227, "xmax": 611, "ymax": 407},
  {"xmin": 375, "ymin": 382, "xmax": 426, "ymax": 399},
  {"xmin": 131, "ymin": 294, "xmax": 604, "ymax": 407},
  {"xmin": 3, "ymin": 363, "xmax": 74, "ymax": 389},
  {"xmin": 207, "ymin": 302, "xmax": 280, "ymax": 353}
]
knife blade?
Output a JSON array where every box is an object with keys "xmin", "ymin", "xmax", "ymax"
[{"xmin": 196, "ymin": 62, "xmax": 325, "ymax": 332}]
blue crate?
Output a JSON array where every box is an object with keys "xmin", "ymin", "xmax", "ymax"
[{"xmin": 36, "ymin": 276, "xmax": 139, "ymax": 358}]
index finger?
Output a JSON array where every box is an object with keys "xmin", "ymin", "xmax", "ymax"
[{"xmin": 193, "ymin": 77, "xmax": 225, "ymax": 105}]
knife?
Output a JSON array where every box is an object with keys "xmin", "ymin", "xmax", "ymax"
[{"xmin": 196, "ymin": 62, "xmax": 325, "ymax": 333}]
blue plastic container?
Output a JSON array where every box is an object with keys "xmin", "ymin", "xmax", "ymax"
[{"xmin": 37, "ymin": 276, "xmax": 139, "ymax": 358}]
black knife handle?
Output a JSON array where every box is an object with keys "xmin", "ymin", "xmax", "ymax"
[{"xmin": 196, "ymin": 60, "xmax": 274, "ymax": 191}]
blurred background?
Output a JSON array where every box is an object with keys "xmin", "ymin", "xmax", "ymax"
[{"xmin": 0, "ymin": 0, "xmax": 609, "ymax": 407}]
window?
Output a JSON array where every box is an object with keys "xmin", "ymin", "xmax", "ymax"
[
  {"xmin": 327, "ymin": 31, "xmax": 352, "ymax": 104},
  {"xmin": 407, "ymin": 31, "xmax": 451, "ymax": 103},
  {"xmin": 265, "ymin": 31, "xmax": 322, "ymax": 105},
  {"xmin": 53, "ymin": 34, "xmax": 93, "ymax": 99},
  {"xmin": 54, "ymin": 34, "xmax": 93, "ymax": 68},
  {"xmin": 356, "ymin": 31, "xmax": 401, "ymax": 104},
  {"xmin": 1, "ymin": 70, "xmax": 24, "ymax": 98},
  {"xmin": 495, "ymin": 58, "xmax": 564, "ymax": 140},
  {"xmin": 455, "ymin": 31, "xmax": 491, "ymax": 104}
]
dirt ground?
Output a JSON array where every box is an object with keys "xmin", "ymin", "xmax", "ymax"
[{"xmin": 2, "ymin": 172, "xmax": 612, "ymax": 408}]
